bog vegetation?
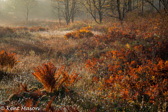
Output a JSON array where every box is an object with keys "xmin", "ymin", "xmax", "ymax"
[{"xmin": 0, "ymin": 0, "xmax": 168, "ymax": 112}]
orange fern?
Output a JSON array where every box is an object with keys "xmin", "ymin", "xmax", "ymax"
[
  {"xmin": 32, "ymin": 62, "xmax": 57, "ymax": 92},
  {"xmin": 0, "ymin": 50, "xmax": 18, "ymax": 69},
  {"xmin": 32, "ymin": 62, "xmax": 80, "ymax": 92}
]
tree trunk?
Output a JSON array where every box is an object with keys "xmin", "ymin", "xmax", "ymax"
[
  {"xmin": 133, "ymin": 0, "xmax": 134, "ymax": 9},
  {"xmin": 26, "ymin": 6, "xmax": 29, "ymax": 23},
  {"xmin": 123, "ymin": 0, "xmax": 127, "ymax": 19},
  {"xmin": 66, "ymin": 19, "xmax": 70, "ymax": 25},
  {"xmin": 151, "ymin": 0, "xmax": 154, "ymax": 11},
  {"xmin": 98, "ymin": 11, "xmax": 102, "ymax": 23},
  {"xmin": 57, "ymin": 2, "xmax": 62, "ymax": 25},
  {"xmin": 128, "ymin": 0, "xmax": 132, "ymax": 11},
  {"xmin": 117, "ymin": 0, "xmax": 122, "ymax": 21},
  {"xmin": 71, "ymin": 15, "xmax": 74, "ymax": 23},
  {"xmin": 65, "ymin": 0, "xmax": 70, "ymax": 25},
  {"xmin": 142, "ymin": 0, "xmax": 144, "ymax": 16},
  {"xmin": 82, "ymin": 0, "xmax": 105, "ymax": 24},
  {"xmin": 98, "ymin": 0, "xmax": 103, "ymax": 23},
  {"xmin": 159, "ymin": 0, "xmax": 161, "ymax": 10},
  {"xmin": 71, "ymin": 0, "xmax": 76, "ymax": 23},
  {"xmin": 137, "ymin": 0, "xmax": 139, "ymax": 8}
]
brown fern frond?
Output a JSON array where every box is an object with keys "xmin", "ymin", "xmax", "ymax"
[
  {"xmin": 45, "ymin": 96, "xmax": 56, "ymax": 112},
  {"xmin": 0, "ymin": 50, "xmax": 18, "ymax": 69},
  {"xmin": 20, "ymin": 83, "xmax": 28, "ymax": 92},
  {"xmin": 32, "ymin": 62, "xmax": 57, "ymax": 92},
  {"xmin": 25, "ymin": 99, "xmax": 33, "ymax": 107},
  {"xmin": 64, "ymin": 72, "xmax": 80, "ymax": 88},
  {"xmin": 13, "ymin": 83, "xmax": 29, "ymax": 95},
  {"xmin": 55, "ymin": 67, "xmax": 81, "ymax": 89},
  {"xmin": 32, "ymin": 62, "xmax": 81, "ymax": 92}
]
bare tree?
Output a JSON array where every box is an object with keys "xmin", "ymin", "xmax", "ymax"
[
  {"xmin": 159, "ymin": 0, "xmax": 161, "ymax": 9},
  {"xmin": 52, "ymin": 0, "xmax": 78, "ymax": 25},
  {"xmin": 141, "ymin": 0, "xmax": 144, "ymax": 15},
  {"xmin": 52, "ymin": 0, "xmax": 62, "ymax": 25},
  {"xmin": 71, "ymin": 0, "xmax": 77, "ymax": 23},
  {"xmin": 159, "ymin": 0, "xmax": 168, "ymax": 13},
  {"xmin": 144, "ymin": 0, "xmax": 168, "ymax": 14},
  {"xmin": 11, "ymin": 0, "xmax": 37, "ymax": 22},
  {"xmin": 23, "ymin": 0, "xmax": 37, "ymax": 22},
  {"xmin": 128, "ymin": 0, "xmax": 132, "ymax": 11},
  {"xmin": 107, "ymin": 0, "xmax": 127, "ymax": 22},
  {"xmin": 145, "ymin": 0, "xmax": 161, "ymax": 13},
  {"xmin": 82, "ymin": 0, "xmax": 107, "ymax": 24}
]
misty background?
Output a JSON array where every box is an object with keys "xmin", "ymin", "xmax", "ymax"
[
  {"xmin": 0, "ymin": 0, "xmax": 89, "ymax": 24},
  {"xmin": 0, "ymin": 0, "xmax": 163, "ymax": 25}
]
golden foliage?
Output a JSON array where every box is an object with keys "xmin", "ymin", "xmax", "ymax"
[{"xmin": 64, "ymin": 26, "xmax": 94, "ymax": 39}]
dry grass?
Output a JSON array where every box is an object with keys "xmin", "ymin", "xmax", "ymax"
[{"xmin": 0, "ymin": 13, "xmax": 168, "ymax": 111}]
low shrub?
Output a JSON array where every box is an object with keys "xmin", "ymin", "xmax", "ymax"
[
  {"xmin": 66, "ymin": 21, "xmax": 88, "ymax": 30},
  {"xmin": 29, "ymin": 26, "xmax": 47, "ymax": 32},
  {"xmin": 0, "ymin": 27, "xmax": 16, "ymax": 37},
  {"xmin": 64, "ymin": 26, "xmax": 94, "ymax": 39}
]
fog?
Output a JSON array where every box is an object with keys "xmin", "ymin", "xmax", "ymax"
[
  {"xmin": 0, "ymin": 0, "xmax": 55, "ymax": 22},
  {"xmin": 0, "ymin": 0, "xmax": 163, "ymax": 26}
]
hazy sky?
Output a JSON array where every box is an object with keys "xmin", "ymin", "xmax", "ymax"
[{"xmin": 0, "ymin": 0, "xmax": 56, "ymax": 21}]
